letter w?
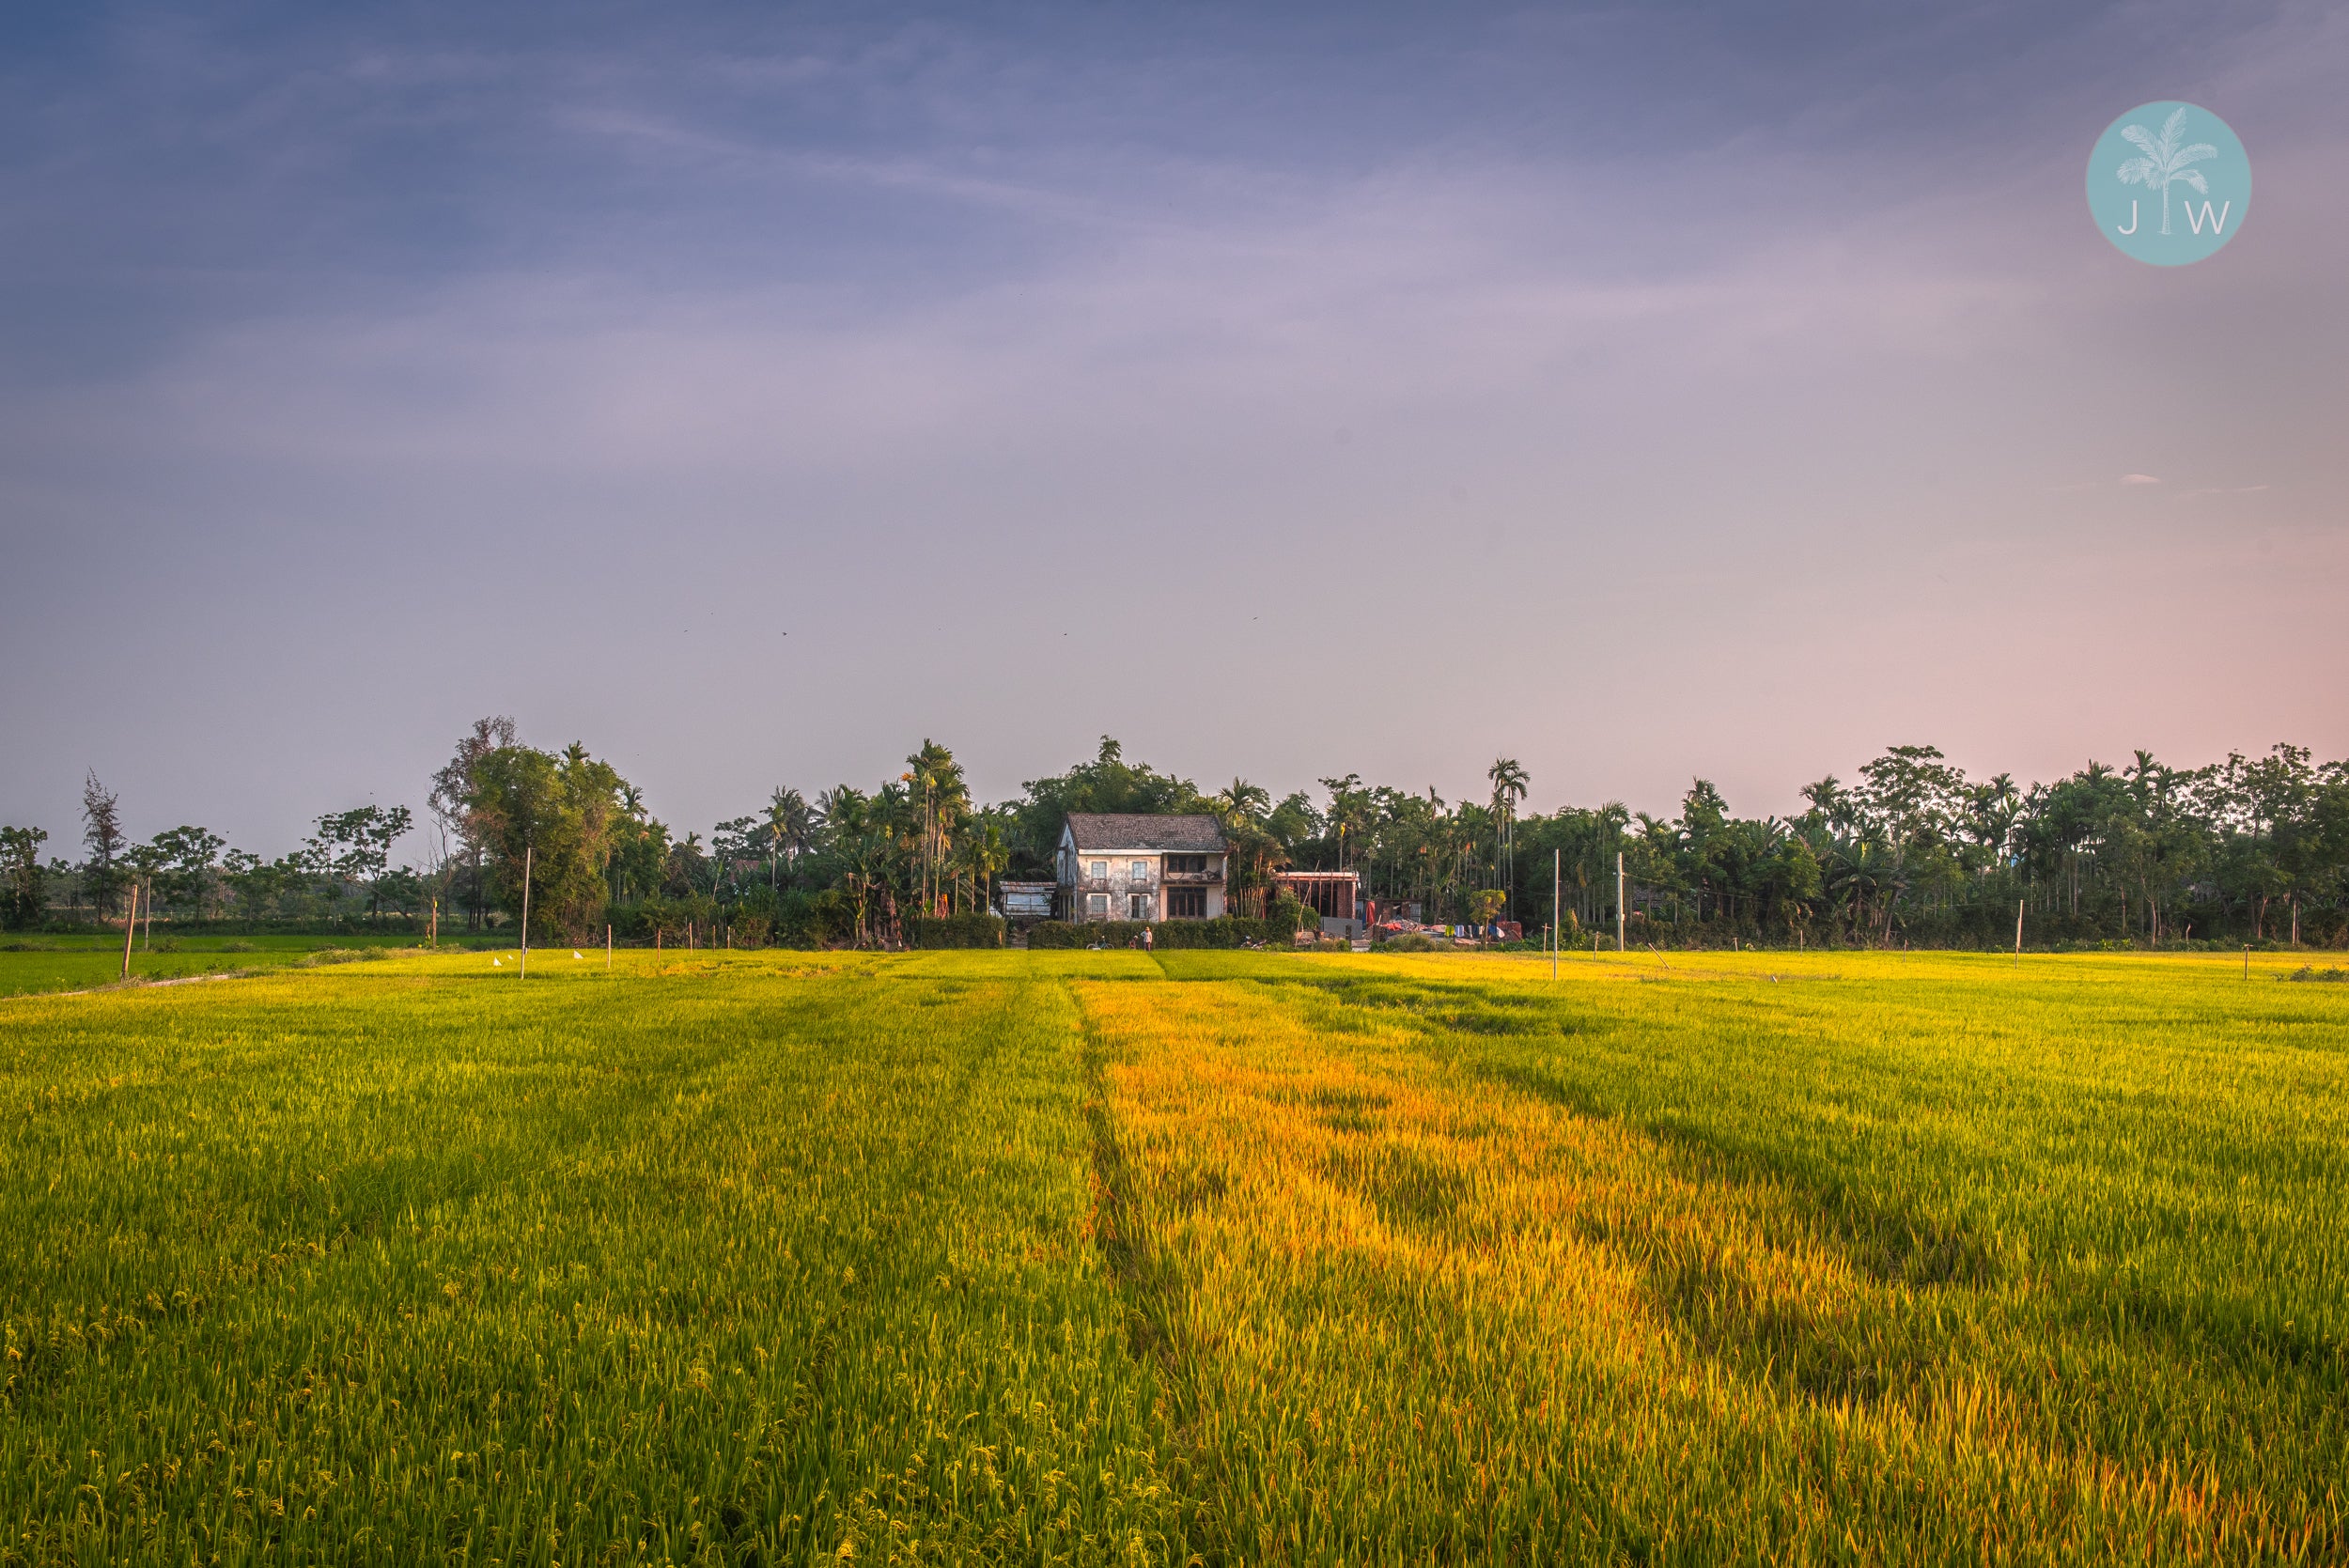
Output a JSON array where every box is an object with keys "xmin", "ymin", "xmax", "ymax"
[{"xmin": 2184, "ymin": 199, "xmax": 2232, "ymax": 236}]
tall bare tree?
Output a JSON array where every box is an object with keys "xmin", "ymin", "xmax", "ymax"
[{"xmin": 81, "ymin": 770, "xmax": 127, "ymax": 919}]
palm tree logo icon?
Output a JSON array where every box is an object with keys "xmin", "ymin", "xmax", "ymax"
[{"xmin": 2114, "ymin": 106, "xmax": 2217, "ymax": 237}]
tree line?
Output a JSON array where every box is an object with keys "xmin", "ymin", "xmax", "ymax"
[{"xmin": 6, "ymin": 724, "xmax": 2346, "ymax": 949}]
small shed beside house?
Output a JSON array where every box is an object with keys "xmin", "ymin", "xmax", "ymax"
[
  {"xmin": 1273, "ymin": 870, "xmax": 1364, "ymax": 938},
  {"xmin": 997, "ymin": 880, "xmax": 1057, "ymax": 921}
]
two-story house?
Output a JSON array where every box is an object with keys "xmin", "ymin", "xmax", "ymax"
[{"xmin": 1056, "ymin": 814, "xmax": 1231, "ymax": 923}]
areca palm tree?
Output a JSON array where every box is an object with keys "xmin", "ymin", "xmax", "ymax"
[
  {"xmin": 1321, "ymin": 774, "xmax": 1370, "ymax": 874},
  {"xmin": 1487, "ymin": 756, "xmax": 1529, "ymax": 912},
  {"xmin": 963, "ymin": 821, "xmax": 1006, "ymax": 916},
  {"xmin": 2116, "ymin": 106, "xmax": 2217, "ymax": 237},
  {"xmin": 905, "ymin": 740, "xmax": 967, "ymax": 917}
]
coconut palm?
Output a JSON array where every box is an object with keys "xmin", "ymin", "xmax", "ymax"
[
  {"xmin": 818, "ymin": 787, "xmax": 883, "ymax": 947},
  {"xmin": 764, "ymin": 786, "xmax": 819, "ymax": 889},
  {"xmin": 2116, "ymin": 106, "xmax": 2217, "ymax": 237},
  {"xmin": 1215, "ymin": 778, "xmax": 1271, "ymax": 825}
]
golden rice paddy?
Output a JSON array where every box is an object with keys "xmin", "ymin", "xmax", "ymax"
[{"xmin": 2, "ymin": 946, "xmax": 2341, "ymax": 1563}]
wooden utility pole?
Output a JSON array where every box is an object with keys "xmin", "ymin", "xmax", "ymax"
[
  {"xmin": 2015, "ymin": 899, "xmax": 2025, "ymax": 959},
  {"xmin": 1552, "ymin": 847, "xmax": 1561, "ymax": 980},
  {"xmin": 1615, "ymin": 852, "xmax": 1626, "ymax": 955},
  {"xmin": 120, "ymin": 882, "xmax": 138, "ymax": 982},
  {"xmin": 520, "ymin": 844, "xmax": 533, "ymax": 979},
  {"xmin": 606, "ymin": 924, "xmax": 613, "ymax": 970}
]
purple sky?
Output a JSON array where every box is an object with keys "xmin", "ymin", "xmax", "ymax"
[{"xmin": 3, "ymin": 1, "xmax": 2343, "ymax": 855}]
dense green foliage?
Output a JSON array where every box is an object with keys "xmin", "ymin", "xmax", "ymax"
[
  {"xmin": 0, "ymin": 824, "xmax": 45, "ymax": 930},
  {"xmin": 11, "ymin": 732, "xmax": 2347, "ymax": 951},
  {"xmin": 1026, "ymin": 913, "xmax": 1302, "ymax": 950},
  {"xmin": 464, "ymin": 742, "xmax": 637, "ymax": 940},
  {"xmin": 1304, "ymin": 744, "xmax": 2349, "ymax": 947},
  {"xmin": 3, "ymin": 950, "xmax": 2341, "ymax": 1561},
  {"xmin": 905, "ymin": 912, "xmax": 1005, "ymax": 948}
]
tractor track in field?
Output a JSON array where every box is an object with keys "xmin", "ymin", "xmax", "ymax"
[{"xmin": 1067, "ymin": 976, "xmax": 1232, "ymax": 1561}]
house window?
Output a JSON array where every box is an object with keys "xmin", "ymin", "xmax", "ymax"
[
  {"xmin": 1167, "ymin": 854, "xmax": 1206, "ymax": 875},
  {"xmin": 1086, "ymin": 893, "xmax": 1110, "ymax": 919},
  {"xmin": 1090, "ymin": 861, "xmax": 1107, "ymax": 881},
  {"xmin": 1129, "ymin": 893, "xmax": 1149, "ymax": 921},
  {"xmin": 1130, "ymin": 860, "xmax": 1149, "ymax": 882},
  {"xmin": 1168, "ymin": 886, "xmax": 1206, "ymax": 919}
]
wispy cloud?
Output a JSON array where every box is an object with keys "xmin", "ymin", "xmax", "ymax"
[{"xmin": 3, "ymin": 1, "xmax": 2346, "ymax": 851}]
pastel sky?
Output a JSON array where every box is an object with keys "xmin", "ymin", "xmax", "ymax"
[{"xmin": 3, "ymin": 1, "xmax": 2342, "ymax": 853}]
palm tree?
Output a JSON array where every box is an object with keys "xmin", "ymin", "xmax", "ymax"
[
  {"xmin": 963, "ymin": 821, "xmax": 1006, "ymax": 916},
  {"xmin": 1487, "ymin": 756, "xmax": 1529, "ymax": 912},
  {"xmin": 825, "ymin": 788, "xmax": 889, "ymax": 948},
  {"xmin": 1320, "ymin": 774, "xmax": 1369, "ymax": 874},
  {"xmin": 2116, "ymin": 106, "xmax": 2217, "ymax": 237},
  {"xmin": 1216, "ymin": 778, "xmax": 1271, "ymax": 825},
  {"xmin": 764, "ymin": 787, "xmax": 817, "ymax": 890},
  {"xmin": 905, "ymin": 740, "xmax": 966, "ymax": 917}
]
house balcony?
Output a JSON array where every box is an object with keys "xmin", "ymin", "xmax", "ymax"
[
  {"xmin": 1159, "ymin": 868, "xmax": 1225, "ymax": 884},
  {"xmin": 1070, "ymin": 876, "xmax": 1155, "ymax": 893}
]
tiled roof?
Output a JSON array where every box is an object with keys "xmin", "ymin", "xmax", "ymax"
[{"xmin": 1064, "ymin": 813, "xmax": 1228, "ymax": 853}]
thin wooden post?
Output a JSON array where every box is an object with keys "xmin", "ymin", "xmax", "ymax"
[
  {"xmin": 429, "ymin": 896, "xmax": 438, "ymax": 947},
  {"xmin": 606, "ymin": 924, "xmax": 613, "ymax": 970},
  {"xmin": 520, "ymin": 844, "xmax": 532, "ymax": 978},
  {"xmin": 1615, "ymin": 852, "xmax": 1626, "ymax": 955},
  {"xmin": 2015, "ymin": 899, "xmax": 2025, "ymax": 960},
  {"xmin": 120, "ymin": 882, "xmax": 138, "ymax": 982},
  {"xmin": 1551, "ymin": 847, "xmax": 1560, "ymax": 980},
  {"xmin": 2244, "ymin": 945, "xmax": 2250, "ymax": 980}
]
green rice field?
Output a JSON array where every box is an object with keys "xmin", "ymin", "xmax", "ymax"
[
  {"xmin": 2, "ymin": 948, "xmax": 2342, "ymax": 1563},
  {"xmin": 0, "ymin": 933, "xmax": 435, "ymax": 1000}
]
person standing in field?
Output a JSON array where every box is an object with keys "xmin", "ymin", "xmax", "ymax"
[{"xmin": 1143, "ymin": 924, "xmax": 1155, "ymax": 954}]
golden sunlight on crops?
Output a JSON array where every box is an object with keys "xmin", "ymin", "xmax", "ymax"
[{"xmin": 2, "ymin": 947, "xmax": 2341, "ymax": 1563}]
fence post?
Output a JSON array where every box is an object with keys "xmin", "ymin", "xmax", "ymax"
[{"xmin": 520, "ymin": 845, "xmax": 532, "ymax": 978}]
